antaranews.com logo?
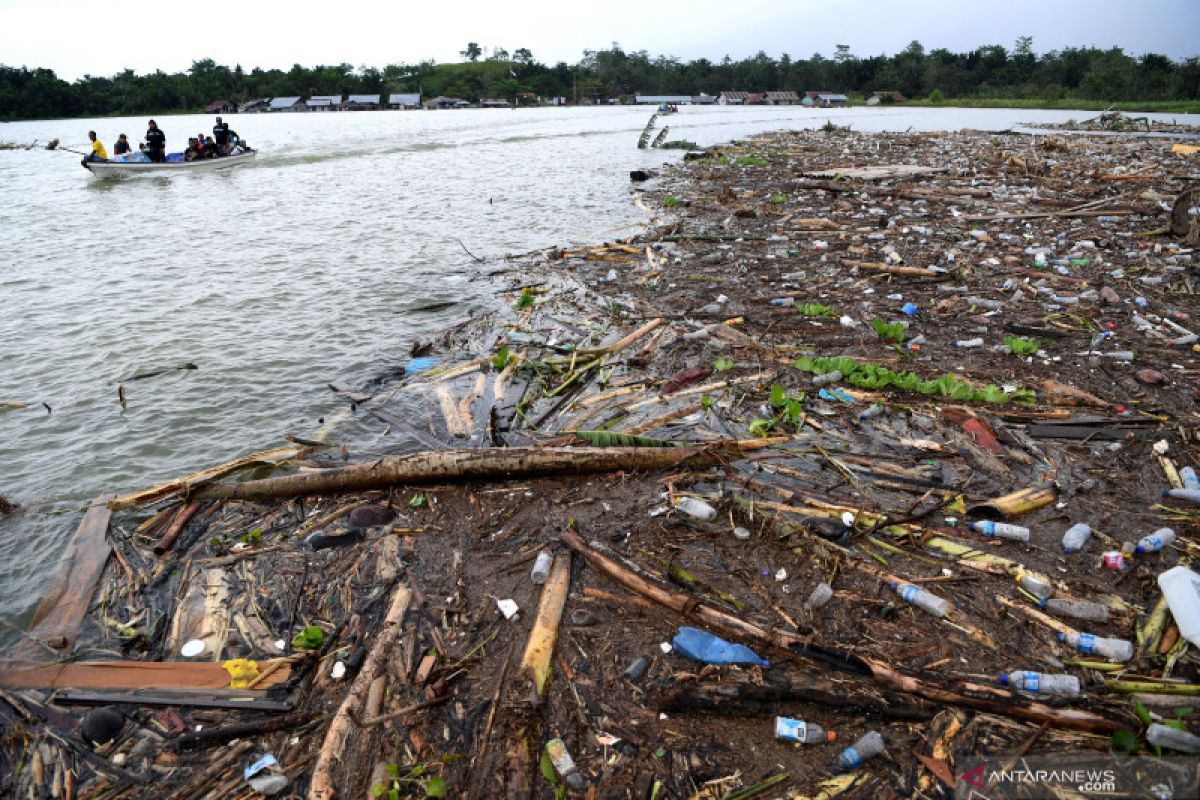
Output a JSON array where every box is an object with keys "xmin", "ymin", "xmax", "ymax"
[{"xmin": 954, "ymin": 754, "xmax": 1199, "ymax": 799}]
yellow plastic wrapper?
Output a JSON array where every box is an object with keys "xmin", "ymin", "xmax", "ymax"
[
  {"xmin": 1172, "ymin": 143, "xmax": 1200, "ymax": 155},
  {"xmin": 223, "ymin": 658, "xmax": 260, "ymax": 689}
]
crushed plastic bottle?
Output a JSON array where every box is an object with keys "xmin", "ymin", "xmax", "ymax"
[
  {"xmin": 807, "ymin": 582, "xmax": 833, "ymax": 610},
  {"xmin": 969, "ymin": 520, "xmax": 1030, "ymax": 542},
  {"xmin": 530, "ymin": 549, "xmax": 553, "ymax": 584},
  {"xmin": 1061, "ymin": 523, "xmax": 1092, "ymax": 554},
  {"xmin": 775, "ymin": 717, "xmax": 836, "ymax": 744},
  {"xmin": 999, "ymin": 671, "xmax": 1080, "ymax": 697},
  {"xmin": 891, "ymin": 582, "xmax": 950, "ymax": 618},
  {"xmin": 672, "ymin": 626, "xmax": 769, "ymax": 666},
  {"xmin": 1164, "ymin": 488, "xmax": 1200, "ymax": 505},
  {"xmin": 835, "ymin": 731, "xmax": 884, "ymax": 771},
  {"xmin": 544, "ymin": 738, "xmax": 585, "ymax": 790},
  {"xmin": 1134, "ymin": 528, "xmax": 1176, "ymax": 555},
  {"xmin": 1058, "ymin": 631, "xmax": 1133, "ymax": 662},
  {"xmin": 1041, "ymin": 598, "xmax": 1110, "ymax": 623},
  {"xmin": 1157, "ymin": 566, "xmax": 1200, "ymax": 647},
  {"xmin": 1146, "ymin": 723, "xmax": 1200, "ymax": 754},
  {"xmin": 673, "ymin": 496, "xmax": 717, "ymax": 520},
  {"xmin": 1015, "ymin": 570, "xmax": 1054, "ymax": 600}
]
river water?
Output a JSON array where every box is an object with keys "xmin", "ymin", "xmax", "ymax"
[{"xmin": 2, "ymin": 104, "xmax": 1197, "ymax": 629}]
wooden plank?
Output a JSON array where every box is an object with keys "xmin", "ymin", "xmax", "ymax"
[
  {"xmin": 13, "ymin": 494, "xmax": 114, "ymax": 658},
  {"xmin": 0, "ymin": 658, "xmax": 293, "ymax": 690},
  {"xmin": 801, "ymin": 164, "xmax": 948, "ymax": 181}
]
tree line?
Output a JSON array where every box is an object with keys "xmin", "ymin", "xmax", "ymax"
[{"xmin": 1, "ymin": 38, "xmax": 1196, "ymax": 121}]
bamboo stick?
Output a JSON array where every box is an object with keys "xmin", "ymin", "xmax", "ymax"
[{"xmin": 521, "ymin": 553, "xmax": 571, "ymax": 697}]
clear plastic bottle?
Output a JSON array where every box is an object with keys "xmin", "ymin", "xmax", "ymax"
[
  {"xmin": 1157, "ymin": 566, "xmax": 1200, "ymax": 648},
  {"xmin": 891, "ymin": 582, "xmax": 950, "ymax": 618},
  {"xmin": 1042, "ymin": 598, "xmax": 1110, "ymax": 623},
  {"xmin": 530, "ymin": 549, "xmax": 553, "ymax": 584},
  {"xmin": 955, "ymin": 338, "xmax": 984, "ymax": 348},
  {"xmin": 807, "ymin": 582, "xmax": 833, "ymax": 610},
  {"xmin": 1061, "ymin": 523, "xmax": 1092, "ymax": 553},
  {"xmin": 1058, "ymin": 631, "xmax": 1133, "ymax": 662},
  {"xmin": 544, "ymin": 738, "xmax": 584, "ymax": 789},
  {"xmin": 970, "ymin": 520, "xmax": 1030, "ymax": 542},
  {"xmin": 999, "ymin": 671, "xmax": 1080, "ymax": 697},
  {"xmin": 1163, "ymin": 488, "xmax": 1200, "ymax": 505},
  {"xmin": 1146, "ymin": 723, "xmax": 1200, "ymax": 754},
  {"xmin": 811, "ymin": 370, "xmax": 843, "ymax": 386},
  {"xmin": 1015, "ymin": 570, "xmax": 1054, "ymax": 600},
  {"xmin": 769, "ymin": 297, "xmax": 795, "ymax": 307},
  {"xmin": 673, "ymin": 496, "xmax": 717, "ymax": 521},
  {"xmin": 1135, "ymin": 528, "xmax": 1176, "ymax": 555},
  {"xmin": 775, "ymin": 717, "xmax": 836, "ymax": 744},
  {"xmin": 835, "ymin": 731, "xmax": 885, "ymax": 771},
  {"xmin": 1180, "ymin": 466, "xmax": 1199, "ymax": 491},
  {"xmin": 857, "ymin": 404, "xmax": 884, "ymax": 421}
]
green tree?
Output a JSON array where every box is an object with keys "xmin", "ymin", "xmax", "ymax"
[{"xmin": 461, "ymin": 42, "xmax": 482, "ymax": 62}]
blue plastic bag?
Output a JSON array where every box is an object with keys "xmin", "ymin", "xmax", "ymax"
[{"xmin": 672, "ymin": 626, "xmax": 768, "ymax": 666}]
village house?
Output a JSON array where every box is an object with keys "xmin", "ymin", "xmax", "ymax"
[
  {"xmin": 866, "ymin": 90, "xmax": 907, "ymax": 105},
  {"xmin": 268, "ymin": 96, "xmax": 307, "ymax": 112},
  {"xmin": 342, "ymin": 94, "xmax": 382, "ymax": 110},
  {"xmin": 803, "ymin": 91, "xmax": 849, "ymax": 107},
  {"xmin": 387, "ymin": 93, "xmax": 422, "ymax": 110},
  {"xmin": 306, "ymin": 95, "xmax": 341, "ymax": 112},
  {"xmin": 239, "ymin": 98, "xmax": 271, "ymax": 113},
  {"xmin": 764, "ymin": 90, "xmax": 800, "ymax": 105},
  {"xmin": 205, "ymin": 99, "xmax": 236, "ymax": 114},
  {"xmin": 424, "ymin": 96, "xmax": 470, "ymax": 110},
  {"xmin": 478, "ymin": 98, "xmax": 512, "ymax": 109}
]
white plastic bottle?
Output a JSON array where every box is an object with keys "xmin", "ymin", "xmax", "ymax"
[
  {"xmin": 1146, "ymin": 723, "xmax": 1200, "ymax": 754},
  {"xmin": 807, "ymin": 582, "xmax": 833, "ymax": 610},
  {"xmin": 1157, "ymin": 566, "xmax": 1200, "ymax": 647},
  {"xmin": 1058, "ymin": 631, "xmax": 1133, "ymax": 662},
  {"xmin": 1061, "ymin": 523, "xmax": 1092, "ymax": 553},
  {"xmin": 970, "ymin": 520, "xmax": 1030, "ymax": 542},
  {"xmin": 1163, "ymin": 488, "xmax": 1200, "ymax": 505},
  {"xmin": 1179, "ymin": 466, "xmax": 1199, "ymax": 491},
  {"xmin": 1134, "ymin": 528, "xmax": 1176, "ymax": 555},
  {"xmin": 1042, "ymin": 598, "xmax": 1110, "ymax": 623},
  {"xmin": 775, "ymin": 717, "xmax": 837, "ymax": 744},
  {"xmin": 811, "ymin": 370, "xmax": 843, "ymax": 386},
  {"xmin": 673, "ymin": 496, "xmax": 717, "ymax": 521},
  {"xmin": 999, "ymin": 671, "xmax": 1080, "ymax": 697},
  {"xmin": 836, "ymin": 731, "xmax": 884, "ymax": 771},
  {"xmin": 891, "ymin": 582, "xmax": 950, "ymax": 618},
  {"xmin": 530, "ymin": 550, "xmax": 553, "ymax": 584},
  {"xmin": 1016, "ymin": 571, "xmax": 1054, "ymax": 600}
]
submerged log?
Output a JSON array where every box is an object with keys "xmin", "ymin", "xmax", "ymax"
[{"xmin": 195, "ymin": 445, "xmax": 740, "ymax": 502}]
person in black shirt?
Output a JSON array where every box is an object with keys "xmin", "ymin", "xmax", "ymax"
[
  {"xmin": 212, "ymin": 116, "xmax": 228, "ymax": 154},
  {"xmin": 144, "ymin": 120, "xmax": 166, "ymax": 163},
  {"xmin": 113, "ymin": 133, "xmax": 131, "ymax": 155}
]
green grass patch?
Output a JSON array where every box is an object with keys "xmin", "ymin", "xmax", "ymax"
[
  {"xmin": 872, "ymin": 318, "xmax": 906, "ymax": 342},
  {"xmin": 769, "ymin": 193, "xmax": 788, "ymax": 204},
  {"xmin": 663, "ymin": 195, "xmax": 680, "ymax": 207},
  {"xmin": 1003, "ymin": 336, "xmax": 1040, "ymax": 355},
  {"xmin": 794, "ymin": 355, "xmax": 1035, "ymax": 405},
  {"xmin": 735, "ymin": 155, "xmax": 768, "ymax": 167}
]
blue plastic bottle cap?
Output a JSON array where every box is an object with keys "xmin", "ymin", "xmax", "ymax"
[{"xmin": 998, "ymin": 672, "xmax": 1010, "ymax": 685}]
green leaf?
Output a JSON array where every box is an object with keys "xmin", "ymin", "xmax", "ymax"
[
  {"xmin": 713, "ymin": 357, "xmax": 734, "ymax": 372},
  {"xmin": 872, "ymin": 318, "xmax": 905, "ymax": 342},
  {"xmin": 1175, "ymin": 707, "xmax": 1194, "ymax": 719},
  {"xmin": 574, "ymin": 430, "xmax": 675, "ymax": 448},
  {"xmin": 424, "ymin": 776, "xmax": 447, "ymax": 798},
  {"xmin": 516, "ymin": 287, "xmax": 536, "ymax": 310},
  {"xmin": 770, "ymin": 384, "xmax": 786, "ymax": 409},
  {"xmin": 290, "ymin": 625, "xmax": 325, "ymax": 650},
  {"xmin": 699, "ymin": 394, "xmax": 713, "ymax": 409},
  {"xmin": 654, "ymin": 747, "xmax": 666, "ymax": 759},
  {"xmin": 491, "ymin": 346, "xmax": 512, "ymax": 371},
  {"xmin": 748, "ymin": 418, "xmax": 776, "ymax": 438},
  {"xmin": 386, "ymin": 763, "xmax": 400, "ymax": 778},
  {"xmin": 798, "ymin": 303, "xmax": 833, "ymax": 317},
  {"xmin": 411, "ymin": 765, "xmax": 425, "ymax": 778},
  {"xmin": 371, "ymin": 783, "xmax": 386, "ymax": 797},
  {"xmin": 769, "ymin": 193, "xmax": 788, "ymax": 204},
  {"xmin": 1133, "ymin": 697, "xmax": 1153, "ymax": 727},
  {"xmin": 793, "ymin": 356, "xmax": 815, "ymax": 373},
  {"xmin": 539, "ymin": 750, "xmax": 559, "ymax": 785},
  {"xmin": 1111, "ymin": 730, "xmax": 1139, "ymax": 755},
  {"xmin": 409, "ymin": 493, "xmax": 428, "ymax": 508},
  {"xmin": 1003, "ymin": 336, "xmax": 1039, "ymax": 355},
  {"xmin": 389, "ymin": 789, "xmax": 400, "ymax": 800}
]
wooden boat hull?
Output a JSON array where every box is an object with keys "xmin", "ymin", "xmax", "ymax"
[{"xmin": 82, "ymin": 149, "xmax": 256, "ymax": 177}]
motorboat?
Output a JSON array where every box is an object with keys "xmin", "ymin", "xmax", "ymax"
[{"xmin": 81, "ymin": 147, "xmax": 256, "ymax": 177}]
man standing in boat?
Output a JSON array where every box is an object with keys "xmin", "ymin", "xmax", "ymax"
[
  {"xmin": 144, "ymin": 120, "xmax": 166, "ymax": 163},
  {"xmin": 212, "ymin": 116, "xmax": 228, "ymax": 155}
]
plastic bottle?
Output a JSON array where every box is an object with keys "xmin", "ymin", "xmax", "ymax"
[
  {"xmin": 530, "ymin": 550, "xmax": 553, "ymax": 584},
  {"xmin": 672, "ymin": 626, "xmax": 769, "ymax": 666},
  {"xmin": 955, "ymin": 338, "xmax": 984, "ymax": 348},
  {"xmin": 623, "ymin": 656, "xmax": 649, "ymax": 682},
  {"xmin": 673, "ymin": 496, "xmax": 717, "ymax": 520},
  {"xmin": 1146, "ymin": 723, "xmax": 1200, "ymax": 754},
  {"xmin": 1058, "ymin": 632, "xmax": 1133, "ymax": 662},
  {"xmin": 775, "ymin": 717, "xmax": 836, "ymax": 744},
  {"xmin": 1135, "ymin": 528, "xmax": 1176, "ymax": 555},
  {"xmin": 1180, "ymin": 466, "xmax": 1199, "ymax": 491},
  {"xmin": 769, "ymin": 297, "xmax": 795, "ymax": 306},
  {"xmin": 1061, "ymin": 523, "xmax": 1092, "ymax": 554},
  {"xmin": 857, "ymin": 404, "xmax": 884, "ymax": 421},
  {"xmin": 1163, "ymin": 488, "xmax": 1200, "ymax": 505},
  {"xmin": 1157, "ymin": 566, "xmax": 1200, "ymax": 647},
  {"xmin": 835, "ymin": 731, "xmax": 884, "ymax": 771},
  {"xmin": 1015, "ymin": 570, "xmax": 1054, "ymax": 600},
  {"xmin": 999, "ymin": 671, "xmax": 1080, "ymax": 697},
  {"xmin": 891, "ymin": 582, "xmax": 950, "ymax": 618},
  {"xmin": 970, "ymin": 520, "xmax": 1030, "ymax": 542},
  {"xmin": 811, "ymin": 370, "xmax": 843, "ymax": 386},
  {"xmin": 544, "ymin": 738, "xmax": 585, "ymax": 790},
  {"xmin": 1041, "ymin": 598, "xmax": 1110, "ymax": 623},
  {"xmin": 807, "ymin": 582, "xmax": 833, "ymax": 610}
]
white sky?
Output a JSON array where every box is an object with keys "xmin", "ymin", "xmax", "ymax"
[{"xmin": 2, "ymin": 0, "xmax": 1196, "ymax": 81}]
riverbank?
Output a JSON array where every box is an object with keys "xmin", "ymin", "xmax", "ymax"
[
  {"xmin": 2, "ymin": 123, "xmax": 1199, "ymax": 798},
  {"xmin": 902, "ymin": 97, "xmax": 1200, "ymax": 114}
]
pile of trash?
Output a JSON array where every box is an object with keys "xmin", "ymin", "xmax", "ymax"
[{"xmin": 2, "ymin": 124, "xmax": 1199, "ymax": 799}]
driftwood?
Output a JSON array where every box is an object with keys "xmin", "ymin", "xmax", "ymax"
[
  {"xmin": 170, "ymin": 711, "xmax": 319, "ymax": 751},
  {"xmin": 107, "ymin": 444, "xmax": 305, "ymax": 510},
  {"xmin": 195, "ymin": 445, "xmax": 741, "ymax": 502},
  {"xmin": 13, "ymin": 495, "xmax": 113, "ymax": 658},
  {"xmin": 560, "ymin": 530, "xmax": 1123, "ymax": 734},
  {"xmin": 0, "ymin": 658, "xmax": 293, "ymax": 690},
  {"xmin": 153, "ymin": 499, "xmax": 204, "ymax": 555},
  {"xmin": 839, "ymin": 259, "xmax": 940, "ymax": 277},
  {"xmin": 309, "ymin": 581, "xmax": 413, "ymax": 800},
  {"xmin": 656, "ymin": 673, "xmax": 935, "ymax": 720},
  {"xmin": 521, "ymin": 552, "xmax": 571, "ymax": 697}
]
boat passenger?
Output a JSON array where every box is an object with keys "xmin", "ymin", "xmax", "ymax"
[
  {"xmin": 220, "ymin": 122, "xmax": 239, "ymax": 155},
  {"xmin": 144, "ymin": 120, "xmax": 166, "ymax": 163},
  {"xmin": 184, "ymin": 138, "xmax": 201, "ymax": 162},
  {"xmin": 86, "ymin": 131, "xmax": 108, "ymax": 161},
  {"xmin": 203, "ymin": 136, "xmax": 219, "ymax": 158},
  {"xmin": 213, "ymin": 116, "xmax": 228, "ymax": 152},
  {"xmin": 113, "ymin": 133, "xmax": 131, "ymax": 156}
]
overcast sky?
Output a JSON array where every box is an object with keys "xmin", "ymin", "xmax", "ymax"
[{"xmin": 2, "ymin": 0, "xmax": 1196, "ymax": 81}]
